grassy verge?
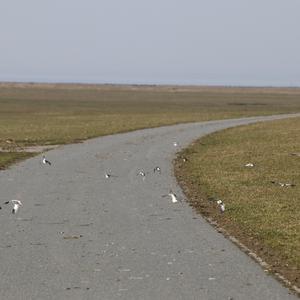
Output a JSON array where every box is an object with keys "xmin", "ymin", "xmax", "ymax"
[
  {"xmin": 175, "ymin": 117, "xmax": 300, "ymax": 288},
  {"xmin": 0, "ymin": 152, "xmax": 36, "ymax": 170}
]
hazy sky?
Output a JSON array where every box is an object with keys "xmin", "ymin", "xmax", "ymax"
[{"xmin": 1, "ymin": 1, "xmax": 299, "ymax": 86}]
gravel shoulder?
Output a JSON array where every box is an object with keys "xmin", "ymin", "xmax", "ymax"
[{"xmin": 0, "ymin": 114, "xmax": 299, "ymax": 300}]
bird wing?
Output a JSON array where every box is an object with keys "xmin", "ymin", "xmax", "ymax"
[{"xmin": 11, "ymin": 200, "xmax": 21, "ymax": 205}]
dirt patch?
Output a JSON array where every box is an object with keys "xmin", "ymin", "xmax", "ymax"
[{"xmin": 0, "ymin": 145, "xmax": 59, "ymax": 153}]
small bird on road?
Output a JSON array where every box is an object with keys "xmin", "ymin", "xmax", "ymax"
[
  {"xmin": 42, "ymin": 155, "xmax": 52, "ymax": 166},
  {"xmin": 105, "ymin": 172, "xmax": 118, "ymax": 179},
  {"xmin": 162, "ymin": 191, "xmax": 180, "ymax": 203},
  {"xmin": 137, "ymin": 170, "xmax": 146, "ymax": 178},
  {"xmin": 11, "ymin": 200, "xmax": 22, "ymax": 214},
  {"xmin": 153, "ymin": 166, "xmax": 161, "ymax": 174}
]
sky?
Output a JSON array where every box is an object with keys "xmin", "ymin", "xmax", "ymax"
[{"xmin": 0, "ymin": 1, "xmax": 300, "ymax": 86}]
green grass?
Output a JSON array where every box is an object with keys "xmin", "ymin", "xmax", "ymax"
[{"xmin": 175, "ymin": 117, "xmax": 300, "ymax": 288}]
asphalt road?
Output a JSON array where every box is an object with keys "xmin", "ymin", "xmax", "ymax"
[{"xmin": 1, "ymin": 114, "xmax": 299, "ymax": 300}]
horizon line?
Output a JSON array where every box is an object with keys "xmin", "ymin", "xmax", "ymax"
[{"xmin": 1, "ymin": 80, "xmax": 300, "ymax": 90}]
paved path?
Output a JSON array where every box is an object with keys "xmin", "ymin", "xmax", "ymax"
[{"xmin": 1, "ymin": 114, "xmax": 299, "ymax": 300}]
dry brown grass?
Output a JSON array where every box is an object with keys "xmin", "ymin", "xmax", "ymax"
[
  {"xmin": 0, "ymin": 152, "xmax": 36, "ymax": 170},
  {"xmin": 0, "ymin": 83, "xmax": 300, "ymax": 169},
  {"xmin": 175, "ymin": 117, "xmax": 300, "ymax": 288}
]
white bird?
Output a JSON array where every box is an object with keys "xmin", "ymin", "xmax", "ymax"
[
  {"xmin": 220, "ymin": 203, "xmax": 225, "ymax": 213},
  {"xmin": 271, "ymin": 181, "xmax": 295, "ymax": 187},
  {"xmin": 42, "ymin": 155, "xmax": 51, "ymax": 165},
  {"xmin": 281, "ymin": 183, "xmax": 295, "ymax": 187},
  {"xmin": 245, "ymin": 163, "xmax": 254, "ymax": 167},
  {"xmin": 169, "ymin": 193, "xmax": 178, "ymax": 203},
  {"xmin": 173, "ymin": 142, "xmax": 178, "ymax": 147},
  {"xmin": 105, "ymin": 172, "xmax": 118, "ymax": 179},
  {"xmin": 215, "ymin": 199, "xmax": 225, "ymax": 213},
  {"xmin": 153, "ymin": 166, "xmax": 161, "ymax": 174},
  {"xmin": 163, "ymin": 191, "xmax": 179, "ymax": 203},
  {"xmin": 11, "ymin": 200, "xmax": 22, "ymax": 214},
  {"xmin": 137, "ymin": 170, "xmax": 146, "ymax": 177}
]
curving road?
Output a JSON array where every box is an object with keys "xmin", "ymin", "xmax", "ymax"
[{"xmin": 1, "ymin": 114, "xmax": 299, "ymax": 300}]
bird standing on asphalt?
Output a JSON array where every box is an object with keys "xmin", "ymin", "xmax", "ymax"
[
  {"xmin": 105, "ymin": 172, "xmax": 118, "ymax": 179},
  {"xmin": 163, "ymin": 191, "xmax": 179, "ymax": 203},
  {"xmin": 154, "ymin": 166, "xmax": 161, "ymax": 174},
  {"xmin": 137, "ymin": 170, "xmax": 146, "ymax": 179},
  {"xmin": 42, "ymin": 155, "xmax": 52, "ymax": 165},
  {"xmin": 11, "ymin": 200, "xmax": 22, "ymax": 214}
]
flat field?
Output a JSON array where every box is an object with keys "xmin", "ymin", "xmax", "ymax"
[
  {"xmin": 1, "ymin": 83, "xmax": 300, "ymax": 168},
  {"xmin": 1, "ymin": 83, "xmax": 300, "ymax": 147}
]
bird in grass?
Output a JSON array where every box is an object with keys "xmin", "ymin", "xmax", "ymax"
[
  {"xmin": 220, "ymin": 203, "xmax": 225, "ymax": 213},
  {"xmin": 216, "ymin": 199, "xmax": 225, "ymax": 213},
  {"xmin": 271, "ymin": 181, "xmax": 295, "ymax": 187},
  {"xmin": 245, "ymin": 163, "xmax": 254, "ymax": 167},
  {"xmin": 11, "ymin": 200, "xmax": 22, "ymax": 214},
  {"xmin": 153, "ymin": 166, "xmax": 161, "ymax": 174},
  {"xmin": 42, "ymin": 155, "xmax": 52, "ymax": 166}
]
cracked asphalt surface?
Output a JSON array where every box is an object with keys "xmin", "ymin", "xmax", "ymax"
[{"xmin": 1, "ymin": 114, "xmax": 299, "ymax": 299}]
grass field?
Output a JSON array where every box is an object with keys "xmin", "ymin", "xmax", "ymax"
[
  {"xmin": 175, "ymin": 117, "xmax": 300, "ymax": 288},
  {"xmin": 1, "ymin": 84, "xmax": 300, "ymax": 149},
  {"xmin": 1, "ymin": 83, "xmax": 300, "ymax": 167}
]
